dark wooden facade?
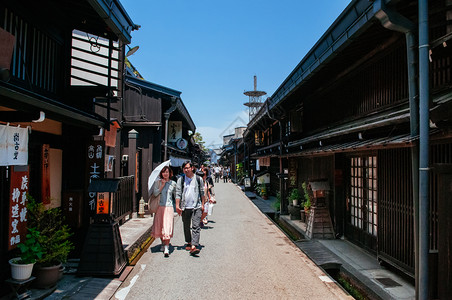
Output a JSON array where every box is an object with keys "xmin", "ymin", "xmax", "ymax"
[
  {"xmin": 243, "ymin": 0, "xmax": 452, "ymax": 297},
  {"xmin": 0, "ymin": 0, "xmax": 136, "ymax": 293},
  {"xmin": 122, "ymin": 75, "xmax": 196, "ymax": 208}
]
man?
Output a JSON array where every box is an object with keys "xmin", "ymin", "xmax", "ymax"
[
  {"xmin": 214, "ymin": 165, "xmax": 221, "ymax": 183},
  {"xmin": 176, "ymin": 161, "xmax": 206, "ymax": 255}
]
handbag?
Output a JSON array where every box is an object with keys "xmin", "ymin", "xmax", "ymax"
[
  {"xmin": 149, "ymin": 193, "xmax": 160, "ymax": 214},
  {"xmin": 207, "ymin": 202, "xmax": 214, "ymax": 216}
]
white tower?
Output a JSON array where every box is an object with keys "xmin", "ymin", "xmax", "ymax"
[{"xmin": 244, "ymin": 76, "xmax": 266, "ymax": 121}]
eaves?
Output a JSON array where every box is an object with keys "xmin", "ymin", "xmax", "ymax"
[
  {"xmin": 268, "ymin": 0, "xmax": 376, "ymax": 110},
  {"xmin": 87, "ymin": 0, "xmax": 137, "ymax": 44}
]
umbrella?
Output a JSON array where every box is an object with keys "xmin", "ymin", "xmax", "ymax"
[{"xmin": 148, "ymin": 160, "xmax": 171, "ymax": 193}]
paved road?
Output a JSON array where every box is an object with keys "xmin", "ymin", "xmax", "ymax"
[{"xmin": 113, "ymin": 181, "xmax": 352, "ymax": 300}]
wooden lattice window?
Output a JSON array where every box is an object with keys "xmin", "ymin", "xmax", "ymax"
[{"xmin": 350, "ymin": 156, "xmax": 378, "ymax": 236}]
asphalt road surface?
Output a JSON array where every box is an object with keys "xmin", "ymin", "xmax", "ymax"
[{"xmin": 114, "ymin": 181, "xmax": 352, "ymax": 300}]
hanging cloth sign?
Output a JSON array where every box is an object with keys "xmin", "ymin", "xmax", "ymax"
[{"xmin": 0, "ymin": 124, "xmax": 29, "ymax": 166}]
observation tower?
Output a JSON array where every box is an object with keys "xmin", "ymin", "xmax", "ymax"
[{"xmin": 244, "ymin": 75, "xmax": 266, "ymax": 121}]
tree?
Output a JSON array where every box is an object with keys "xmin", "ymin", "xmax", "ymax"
[{"xmin": 193, "ymin": 132, "xmax": 206, "ymax": 151}]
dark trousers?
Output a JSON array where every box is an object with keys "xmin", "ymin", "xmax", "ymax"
[{"xmin": 181, "ymin": 208, "xmax": 202, "ymax": 246}]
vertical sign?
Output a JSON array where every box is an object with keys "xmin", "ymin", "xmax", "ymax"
[
  {"xmin": 8, "ymin": 166, "xmax": 29, "ymax": 250},
  {"xmin": 86, "ymin": 141, "xmax": 104, "ymax": 215},
  {"xmin": 168, "ymin": 121, "xmax": 182, "ymax": 142},
  {"xmin": 42, "ymin": 144, "xmax": 51, "ymax": 204},
  {"xmin": 288, "ymin": 158, "xmax": 297, "ymax": 188},
  {"xmin": 96, "ymin": 192, "xmax": 110, "ymax": 214}
]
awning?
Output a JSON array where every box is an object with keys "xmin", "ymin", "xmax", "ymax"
[
  {"xmin": 0, "ymin": 83, "xmax": 106, "ymax": 129},
  {"xmin": 88, "ymin": 178, "xmax": 120, "ymax": 192},
  {"xmin": 285, "ymin": 132, "xmax": 418, "ymax": 157}
]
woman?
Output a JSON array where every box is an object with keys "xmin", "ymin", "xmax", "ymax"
[
  {"xmin": 151, "ymin": 166, "xmax": 176, "ymax": 257},
  {"xmin": 200, "ymin": 167, "xmax": 214, "ymax": 226}
]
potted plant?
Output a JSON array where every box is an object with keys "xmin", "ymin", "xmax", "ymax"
[
  {"xmin": 288, "ymin": 188, "xmax": 301, "ymax": 206},
  {"xmin": 260, "ymin": 183, "xmax": 268, "ymax": 200},
  {"xmin": 26, "ymin": 197, "xmax": 74, "ymax": 288},
  {"xmin": 9, "ymin": 227, "xmax": 43, "ymax": 281}
]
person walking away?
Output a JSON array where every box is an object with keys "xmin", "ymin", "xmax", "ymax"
[
  {"xmin": 199, "ymin": 168, "xmax": 215, "ymax": 225},
  {"xmin": 151, "ymin": 166, "xmax": 176, "ymax": 257},
  {"xmin": 223, "ymin": 167, "xmax": 228, "ymax": 183},
  {"xmin": 176, "ymin": 161, "xmax": 206, "ymax": 256},
  {"xmin": 214, "ymin": 165, "xmax": 221, "ymax": 183},
  {"xmin": 204, "ymin": 166, "xmax": 215, "ymax": 203}
]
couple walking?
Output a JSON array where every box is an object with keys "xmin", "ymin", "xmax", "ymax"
[{"xmin": 151, "ymin": 161, "xmax": 206, "ymax": 257}]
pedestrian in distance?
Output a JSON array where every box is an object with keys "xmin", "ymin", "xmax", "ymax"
[
  {"xmin": 176, "ymin": 161, "xmax": 206, "ymax": 256},
  {"xmin": 151, "ymin": 166, "xmax": 176, "ymax": 257},
  {"xmin": 199, "ymin": 168, "xmax": 215, "ymax": 226},
  {"xmin": 214, "ymin": 164, "xmax": 221, "ymax": 183},
  {"xmin": 223, "ymin": 167, "xmax": 228, "ymax": 183}
]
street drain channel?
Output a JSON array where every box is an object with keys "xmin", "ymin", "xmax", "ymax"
[{"xmin": 265, "ymin": 213, "xmax": 370, "ymax": 300}]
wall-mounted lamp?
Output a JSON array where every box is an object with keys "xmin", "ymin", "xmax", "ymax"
[{"xmin": 126, "ymin": 45, "xmax": 139, "ymax": 57}]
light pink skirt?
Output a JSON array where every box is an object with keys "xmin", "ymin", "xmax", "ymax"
[{"xmin": 151, "ymin": 206, "xmax": 174, "ymax": 240}]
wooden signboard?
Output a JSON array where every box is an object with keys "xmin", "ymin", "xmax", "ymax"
[
  {"xmin": 288, "ymin": 158, "xmax": 297, "ymax": 188},
  {"xmin": 42, "ymin": 144, "xmax": 51, "ymax": 204},
  {"xmin": 86, "ymin": 141, "xmax": 105, "ymax": 215},
  {"xmin": 8, "ymin": 166, "xmax": 29, "ymax": 250}
]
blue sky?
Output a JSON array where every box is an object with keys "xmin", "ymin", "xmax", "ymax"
[{"xmin": 120, "ymin": 0, "xmax": 351, "ymax": 148}]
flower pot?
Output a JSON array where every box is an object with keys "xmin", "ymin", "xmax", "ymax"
[
  {"xmin": 9, "ymin": 258, "xmax": 35, "ymax": 281},
  {"xmin": 292, "ymin": 199, "xmax": 299, "ymax": 206},
  {"xmin": 32, "ymin": 263, "xmax": 62, "ymax": 289}
]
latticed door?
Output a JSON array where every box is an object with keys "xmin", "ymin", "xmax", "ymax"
[{"xmin": 346, "ymin": 155, "xmax": 378, "ymax": 251}]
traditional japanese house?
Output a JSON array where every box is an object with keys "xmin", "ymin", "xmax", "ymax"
[
  {"xmin": 122, "ymin": 73, "xmax": 197, "ymax": 206},
  {"xmin": 0, "ymin": 0, "xmax": 137, "ymax": 289},
  {"xmin": 244, "ymin": 0, "xmax": 452, "ymax": 297}
]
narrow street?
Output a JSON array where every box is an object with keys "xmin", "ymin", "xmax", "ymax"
[{"xmin": 114, "ymin": 181, "xmax": 352, "ymax": 300}]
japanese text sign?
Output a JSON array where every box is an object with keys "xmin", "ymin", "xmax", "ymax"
[
  {"xmin": 86, "ymin": 141, "xmax": 104, "ymax": 214},
  {"xmin": 96, "ymin": 192, "xmax": 110, "ymax": 214},
  {"xmin": 0, "ymin": 124, "xmax": 29, "ymax": 166},
  {"xmin": 8, "ymin": 166, "xmax": 29, "ymax": 250}
]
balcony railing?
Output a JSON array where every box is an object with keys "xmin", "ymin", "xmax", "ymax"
[{"xmin": 112, "ymin": 175, "xmax": 134, "ymax": 224}]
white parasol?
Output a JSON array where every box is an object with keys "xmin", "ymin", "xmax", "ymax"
[{"xmin": 148, "ymin": 160, "xmax": 171, "ymax": 193}]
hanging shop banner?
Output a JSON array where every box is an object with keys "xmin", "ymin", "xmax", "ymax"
[
  {"xmin": 86, "ymin": 141, "xmax": 105, "ymax": 215},
  {"xmin": 41, "ymin": 144, "xmax": 51, "ymax": 204},
  {"xmin": 168, "ymin": 121, "xmax": 182, "ymax": 142},
  {"xmin": 8, "ymin": 165, "xmax": 29, "ymax": 250},
  {"xmin": 0, "ymin": 124, "xmax": 29, "ymax": 166},
  {"xmin": 104, "ymin": 122, "xmax": 120, "ymax": 147}
]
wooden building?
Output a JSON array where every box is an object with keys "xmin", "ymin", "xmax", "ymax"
[
  {"xmin": 122, "ymin": 73, "xmax": 197, "ymax": 207},
  {"xmin": 244, "ymin": 0, "xmax": 452, "ymax": 297},
  {"xmin": 0, "ymin": 0, "xmax": 137, "ymax": 290}
]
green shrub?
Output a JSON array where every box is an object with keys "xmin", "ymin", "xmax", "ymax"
[
  {"xmin": 15, "ymin": 227, "xmax": 43, "ymax": 264},
  {"xmin": 302, "ymin": 182, "xmax": 311, "ymax": 210},
  {"xmin": 27, "ymin": 197, "xmax": 74, "ymax": 267},
  {"xmin": 288, "ymin": 188, "xmax": 301, "ymax": 203}
]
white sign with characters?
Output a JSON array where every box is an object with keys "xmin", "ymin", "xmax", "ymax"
[
  {"xmin": 0, "ymin": 124, "xmax": 29, "ymax": 166},
  {"xmin": 168, "ymin": 121, "xmax": 182, "ymax": 142}
]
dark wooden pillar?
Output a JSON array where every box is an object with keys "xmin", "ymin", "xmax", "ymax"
[{"xmin": 128, "ymin": 129, "xmax": 138, "ymax": 212}]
